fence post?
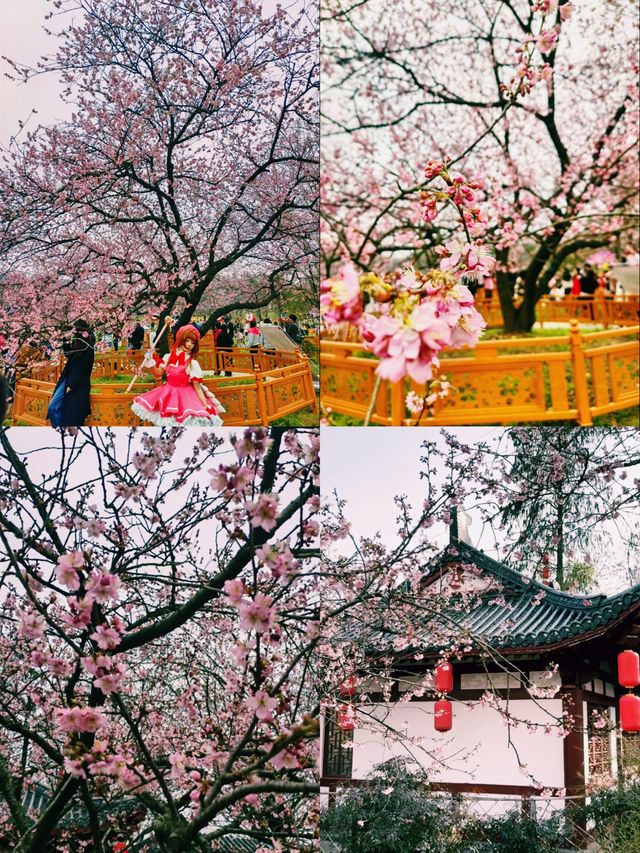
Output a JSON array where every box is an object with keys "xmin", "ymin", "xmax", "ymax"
[
  {"xmin": 594, "ymin": 288, "xmax": 608, "ymax": 328},
  {"xmin": 254, "ymin": 368, "xmax": 270, "ymax": 426},
  {"xmin": 569, "ymin": 320, "xmax": 593, "ymax": 426},
  {"xmin": 538, "ymin": 296, "xmax": 547, "ymax": 329}
]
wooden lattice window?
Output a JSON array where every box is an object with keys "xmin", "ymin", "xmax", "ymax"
[
  {"xmin": 619, "ymin": 732, "xmax": 640, "ymax": 776},
  {"xmin": 587, "ymin": 704, "xmax": 612, "ymax": 777},
  {"xmin": 323, "ymin": 713, "xmax": 353, "ymax": 779}
]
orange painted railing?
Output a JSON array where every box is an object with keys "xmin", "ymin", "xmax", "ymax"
[
  {"xmin": 320, "ymin": 323, "xmax": 639, "ymax": 426},
  {"xmin": 13, "ymin": 347, "xmax": 317, "ymax": 427},
  {"xmin": 475, "ymin": 291, "xmax": 639, "ymax": 328}
]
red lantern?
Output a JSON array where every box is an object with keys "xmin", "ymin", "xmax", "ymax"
[
  {"xmin": 339, "ymin": 675, "xmax": 358, "ymax": 698},
  {"xmin": 620, "ymin": 694, "xmax": 640, "ymax": 733},
  {"xmin": 337, "ymin": 704, "xmax": 355, "ymax": 732},
  {"xmin": 618, "ymin": 650, "xmax": 640, "ymax": 689},
  {"xmin": 434, "ymin": 698, "xmax": 453, "ymax": 732},
  {"xmin": 434, "ymin": 662, "xmax": 453, "ymax": 694}
]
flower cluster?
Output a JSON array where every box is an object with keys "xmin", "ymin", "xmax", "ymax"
[
  {"xmin": 502, "ymin": 0, "xmax": 573, "ymax": 97},
  {"xmin": 325, "ymin": 264, "xmax": 486, "ymax": 385},
  {"xmin": 321, "ymin": 161, "xmax": 489, "ymax": 407}
]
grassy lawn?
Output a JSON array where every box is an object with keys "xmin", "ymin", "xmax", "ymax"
[{"xmin": 271, "ymin": 406, "xmax": 319, "ymax": 426}]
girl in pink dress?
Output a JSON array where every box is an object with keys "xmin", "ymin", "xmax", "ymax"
[{"xmin": 131, "ymin": 325, "xmax": 225, "ymax": 426}]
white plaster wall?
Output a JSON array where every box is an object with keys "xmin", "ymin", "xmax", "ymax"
[{"xmin": 350, "ymin": 700, "xmax": 565, "ymax": 787}]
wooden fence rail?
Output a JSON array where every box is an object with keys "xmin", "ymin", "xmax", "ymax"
[
  {"xmin": 12, "ymin": 346, "xmax": 317, "ymax": 427},
  {"xmin": 320, "ymin": 322, "xmax": 639, "ymax": 426},
  {"xmin": 475, "ymin": 292, "xmax": 639, "ymax": 328}
]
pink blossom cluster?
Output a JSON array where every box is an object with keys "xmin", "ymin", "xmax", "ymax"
[
  {"xmin": 224, "ymin": 581, "xmax": 279, "ymax": 636},
  {"xmin": 231, "ymin": 428, "xmax": 272, "ymax": 461},
  {"xmin": 244, "ymin": 493, "xmax": 279, "ymax": 531},
  {"xmin": 83, "ymin": 654, "xmax": 127, "ymax": 693},
  {"xmin": 320, "ymin": 262, "xmax": 364, "ymax": 328},
  {"xmin": 64, "ymin": 740, "xmax": 140, "ymax": 790},
  {"xmin": 54, "ymin": 705, "xmax": 108, "ymax": 733},
  {"xmin": 503, "ymin": 1, "xmax": 573, "ymax": 97},
  {"xmin": 358, "ymin": 265, "xmax": 486, "ymax": 383}
]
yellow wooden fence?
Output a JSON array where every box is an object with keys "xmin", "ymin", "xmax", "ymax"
[
  {"xmin": 320, "ymin": 322, "xmax": 639, "ymax": 426},
  {"xmin": 13, "ymin": 347, "xmax": 317, "ymax": 427}
]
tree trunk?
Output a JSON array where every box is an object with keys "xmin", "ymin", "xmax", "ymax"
[
  {"xmin": 497, "ymin": 270, "xmax": 540, "ymax": 333},
  {"xmin": 556, "ymin": 502, "xmax": 565, "ymax": 589}
]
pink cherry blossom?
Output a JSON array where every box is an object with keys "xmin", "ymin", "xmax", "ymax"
[
  {"xmin": 247, "ymin": 690, "xmax": 278, "ymax": 722},
  {"xmin": 55, "ymin": 551, "xmax": 85, "ymax": 590},
  {"xmin": 91, "ymin": 623, "xmax": 122, "ymax": 650},
  {"xmin": 54, "ymin": 706, "xmax": 108, "ymax": 733},
  {"xmin": 244, "ymin": 494, "xmax": 279, "ymax": 531},
  {"xmin": 85, "ymin": 571, "xmax": 121, "ymax": 603},
  {"xmin": 238, "ymin": 594, "xmax": 278, "ymax": 634},
  {"xmin": 16, "ymin": 608, "xmax": 46, "ymax": 639},
  {"xmin": 320, "ymin": 263, "xmax": 364, "ymax": 327}
]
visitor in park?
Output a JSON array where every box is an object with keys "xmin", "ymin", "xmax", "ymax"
[
  {"xmin": 223, "ymin": 315, "xmax": 234, "ymax": 337},
  {"xmin": 571, "ymin": 268, "xmax": 581, "ymax": 295},
  {"xmin": 129, "ymin": 322, "xmax": 145, "ymax": 351},
  {"xmin": 216, "ymin": 323, "xmax": 234, "ymax": 377},
  {"xmin": 549, "ymin": 279, "xmax": 565, "ymax": 300},
  {"xmin": 47, "ymin": 319, "xmax": 96, "ymax": 428},
  {"xmin": 0, "ymin": 374, "xmax": 7, "ymax": 424},
  {"xmin": 579, "ymin": 263, "xmax": 598, "ymax": 297},
  {"xmin": 562, "ymin": 268, "xmax": 573, "ymax": 296},
  {"xmin": 483, "ymin": 275, "xmax": 495, "ymax": 300},
  {"xmin": 247, "ymin": 318, "xmax": 263, "ymax": 352},
  {"xmin": 285, "ymin": 314, "xmax": 302, "ymax": 344},
  {"xmin": 131, "ymin": 324, "xmax": 224, "ymax": 426}
]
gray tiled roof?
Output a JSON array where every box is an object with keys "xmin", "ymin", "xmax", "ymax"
[{"xmin": 375, "ymin": 541, "xmax": 640, "ymax": 653}]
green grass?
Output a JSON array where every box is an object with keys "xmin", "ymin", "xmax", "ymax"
[
  {"xmin": 482, "ymin": 327, "xmax": 603, "ymax": 339},
  {"xmin": 271, "ymin": 406, "xmax": 319, "ymax": 426}
]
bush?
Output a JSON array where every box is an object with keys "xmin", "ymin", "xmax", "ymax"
[
  {"xmin": 320, "ymin": 759, "xmax": 461, "ymax": 853},
  {"xmin": 580, "ymin": 783, "xmax": 640, "ymax": 853}
]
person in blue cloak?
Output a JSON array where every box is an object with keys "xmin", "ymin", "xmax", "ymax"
[{"xmin": 47, "ymin": 319, "xmax": 96, "ymax": 427}]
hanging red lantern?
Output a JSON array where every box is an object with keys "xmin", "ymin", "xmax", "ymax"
[
  {"xmin": 618, "ymin": 650, "xmax": 640, "ymax": 689},
  {"xmin": 620, "ymin": 693, "xmax": 640, "ymax": 733},
  {"xmin": 434, "ymin": 662, "xmax": 453, "ymax": 694},
  {"xmin": 434, "ymin": 698, "xmax": 453, "ymax": 732},
  {"xmin": 337, "ymin": 704, "xmax": 355, "ymax": 732},
  {"xmin": 338, "ymin": 675, "xmax": 358, "ymax": 698}
]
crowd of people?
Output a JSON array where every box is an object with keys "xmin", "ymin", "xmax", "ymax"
[
  {"xmin": 547, "ymin": 264, "xmax": 625, "ymax": 300},
  {"xmin": 1, "ymin": 309, "xmax": 317, "ymax": 427}
]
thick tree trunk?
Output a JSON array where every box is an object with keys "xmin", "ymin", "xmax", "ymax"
[{"xmin": 496, "ymin": 270, "xmax": 541, "ymax": 333}]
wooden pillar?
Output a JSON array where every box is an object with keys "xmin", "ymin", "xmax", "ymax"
[
  {"xmin": 562, "ymin": 679, "xmax": 587, "ymax": 848},
  {"xmin": 568, "ymin": 320, "xmax": 593, "ymax": 426}
]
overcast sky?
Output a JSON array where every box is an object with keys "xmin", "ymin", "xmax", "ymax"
[
  {"xmin": 0, "ymin": 0, "xmax": 309, "ymax": 148},
  {"xmin": 0, "ymin": 0, "xmax": 73, "ymax": 148},
  {"xmin": 320, "ymin": 426, "xmax": 640, "ymax": 593},
  {"xmin": 321, "ymin": 426, "xmax": 505, "ymax": 552}
]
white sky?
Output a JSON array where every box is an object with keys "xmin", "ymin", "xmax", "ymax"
[
  {"xmin": 0, "ymin": 0, "xmax": 72, "ymax": 148},
  {"xmin": 321, "ymin": 426, "xmax": 505, "ymax": 553},
  {"xmin": 0, "ymin": 0, "xmax": 311, "ymax": 148},
  {"xmin": 320, "ymin": 426, "xmax": 640, "ymax": 593}
]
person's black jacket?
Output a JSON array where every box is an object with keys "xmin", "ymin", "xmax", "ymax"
[
  {"xmin": 217, "ymin": 326, "xmax": 234, "ymax": 349},
  {"xmin": 285, "ymin": 322, "xmax": 301, "ymax": 343},
  {"xmin": 129, "ymin": 324, "xmax": 145, "ymax": 350},
  {"xmin": 50, "ymin": 331, "xmax": 95, "ymax": 426}
]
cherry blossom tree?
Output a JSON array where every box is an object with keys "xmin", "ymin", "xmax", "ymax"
[
  {"xmin": 321, "ymin": 0, "xmax": 639, "ymax": 331},
  {"xmin": 0, "ymin": 0, "xmax": 319, "ymax": 356},
  {"xmin": 468, "ymin": 426, "xmax": 640, "ymax": 589},
  {"xmin": 0, "ymin": 426, "xmax": 320, "ymax": 851}
]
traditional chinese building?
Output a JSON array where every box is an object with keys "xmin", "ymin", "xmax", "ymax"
[{"xmin": 321, "ymin": 523, "xmax": 640, "ymax": 808}]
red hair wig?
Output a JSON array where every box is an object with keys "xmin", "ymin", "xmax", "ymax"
[{"xmin": 174, "ymin": 324, "xmax": 200, "ymax": 358}]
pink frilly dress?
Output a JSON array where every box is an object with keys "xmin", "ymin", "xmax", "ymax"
[{"xmin": 131, "ymin": 350, "xmax": 225, "ymax": 427}]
